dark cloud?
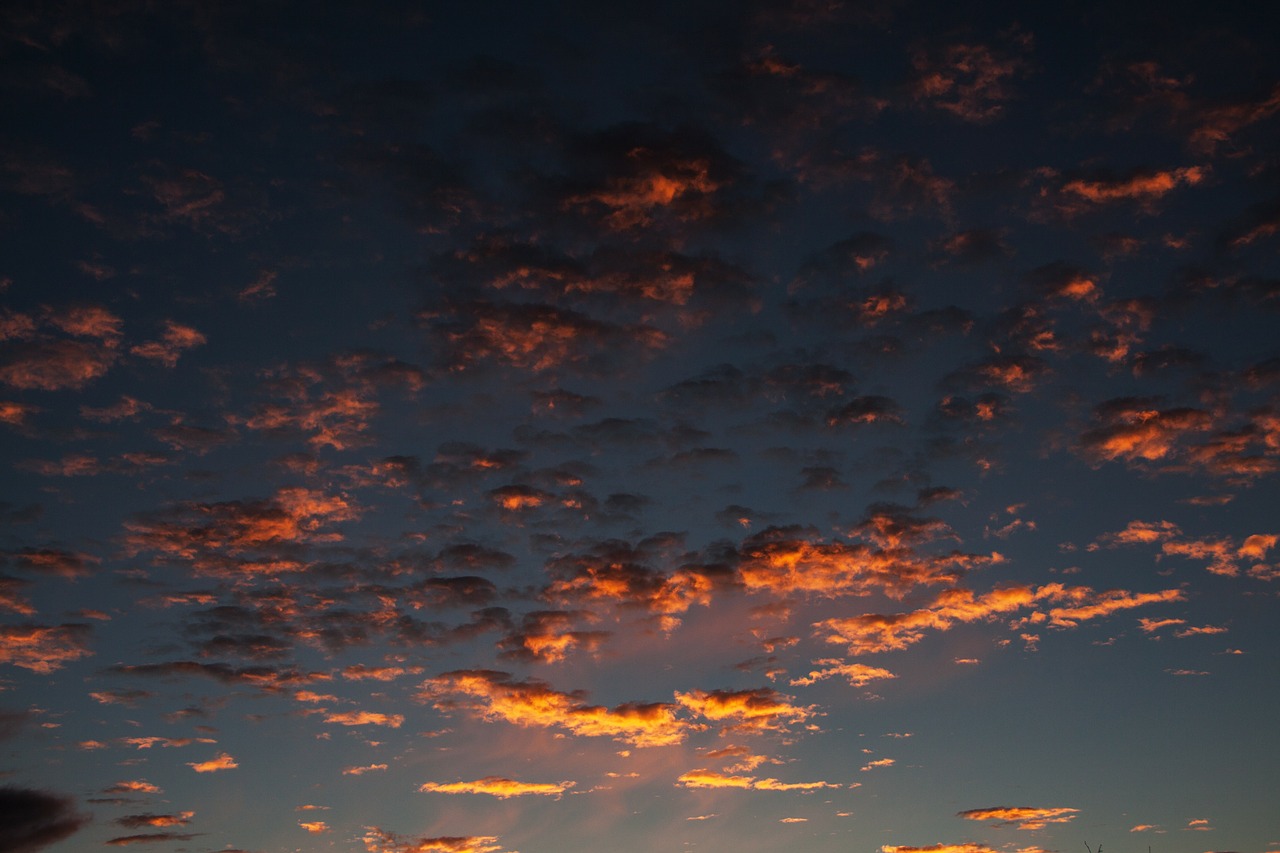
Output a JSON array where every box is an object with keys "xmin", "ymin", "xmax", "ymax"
[{"xmin": 0, "ymin": 787, "xmax": 90, "ymax": 853}]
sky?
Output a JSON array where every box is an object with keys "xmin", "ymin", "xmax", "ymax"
[{"xmin": 2, "ymin": 1, "xmax": 1279, "ymax": 852}]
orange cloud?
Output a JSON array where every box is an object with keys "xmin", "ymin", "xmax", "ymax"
[
  {"xmin": 420, "ymin": 670, "xmax": 689, "ymax": 747},
  {"xmin": 912, "ymin": 41, "xmax": 1026, "ymax": 122},
  {"xmin": 123, "ymin": 487, "xmax": 358, "ymax": 575},
  {"xmin": 46, "ymin": 304, "xmax": 124, "ymax": 341},
  {"xmin": 187, "ymin": 752, "xmax": 238, "ymax": 772},
  {"xmin": 419, "ymin": 776, "xmax": 575, "ymax": 799},
  {"xmin": 1061, "ymin": 167, "xmax": 1205, "ymax": 205},
  {"xmin": 118, "ymin": 736, "xmax": 216, "ymax": 749},
  {"xmin": 563, "ymin": 143, "xmax": 723, "ymax": 231},
  {"xmin": 736, "ymin": 526, "xmax": 999, "ymax": 600},
  {"xmin": 0, "ymin": 399, "xmax": 39, "ymax": 425},
  {"xmin": 1080, "ymin": 400, "xmax": 1214, "ymax": 465},
  {"xmin": 1138, "ymin": 617, "xmax": 1185, "ymax": 633},
  {"xmin": 1094, "ymin": 520, "xmax": 1181, "ymax": 547},
  {"xmin": 789, "ymin": 660, "xmax": 896, "ymax": 687},
  {"xmin": 104, "ymin": 780, "xmax": 162, "ymax": 794},
  {"xmin": 342, "ymin": 664, "xmax": 424, "ymax": 681},
  {"xmin": 1036, "ymin": 586, "xmax": 1185, "ymax": 628},
  {"xmin": 361, "ymin": 827, "xmax": 513, "ymax": 853},
  {"xmin": 1239, "ymin": 533, "xmax": 1277, "ymax": 560},
  {"xmin": 1161, "ymin": 537, "xmax": 1240, "ymax": 576},
  {"xmin": 815, "ymin": 586, "xmax": 1039, "ymax": 655},
  {"xmin": 300, "ymin": 821, "xmax": 331, "ymax": 833},
  {"xmin": 957, "ymin": 806, "xmax": 1079, "ymax": 830},
  {"xmin": 861, "ymin": 758, "xmax": 895, "ymax": 771},
  {"xmin": 426, "ymin": 301, "xmax": 667, "ymax": 373},
  {"xmin": 1189, "ymin": 82, "xmax": 1280, "ymax": 154},
  {"xmin": 674, "ymin": 688, "xmax": 813, "ymax": 733},
  {"xmin": 324, "ymin": 711, "xmax": 405, "ymax": 728},
  {"xmin": 818, "ymin": 584, "xmax": 1184, "ymax": 655},
  {"xmin": 499, "ymin": 610, "xmax": 610, "ymax": 663},
  {"xmin": 0, "ymin": 339, "xmax": 115, "ymax": 390},
  {"xmin": 545, "ymin": 546, "xmax": 722, "ymax": 628},
  {"xmin": 7, "ymin": 546, "xmax": 99, "ymax": 578},
  {"xmin": 882, "ymin": 844, "xmax": 999, "ymax": 853},
  {"xmin": 129, "ymin": 320, "xmax": 206, "ymax": 367},
  {"xmin": 0, "ymin": 623, "xmax": 93, "ymax": 672},
  {"xmin": 675, "ymin": 769, "xmax": 842, "ymax": 791},
  {"xmin": 343, "ymin": 764, "xmax": 388, "ymax": 776}
]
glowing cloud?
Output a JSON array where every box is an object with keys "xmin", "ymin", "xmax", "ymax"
[
  {"xmin": 418, "ymin": 777, "xmax": 576, "ymax": 799},
  {"xmin": 186, "ymin": 752, "xmax": 238, "ymax": 773},
  {"xmin": 957, "ymin": 806, "xmax": 1079, "ymax": 830},
  {"xmin": 420, "ymin": 670, "xmax": 689, "ymax": 747},
  {"xmin": 361, "ymin": 827, "xmax": 513, "ymax": 853}
]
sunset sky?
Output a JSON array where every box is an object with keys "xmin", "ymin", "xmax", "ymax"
[{"xmin": 2, "ymin": 2, "xmax": 1279, "ymax": 852}]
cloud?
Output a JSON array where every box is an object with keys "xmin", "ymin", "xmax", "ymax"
[
  {"xmin": 1079, "ymin": 398, "xmax": 1214, "ymax": 465},
  {"xmin": 1189, "ymin": 82, "xmax": 1280, "ymax": 155},
  {"xmin": 675, "ymin": 769, "xmax": 842, "ymax": 791},
  {"xmin": 360, "ymin": 827, "xmax": 514, "ymax": 853},
  {"xmin": 816, "ymin": 584, "xmax": 1184, "ymax": 655},
  {"xmin": 736, "ymin": 524, "xmax": 999, "ymax": 600},
  {"xmin": 957, "ymin": 806, "xmax": 1079, "ymax": 830},
  {"xmin": 343, "ymin": 764, "xmax": 388, "ymax": 776},
  {"xmin": 419, "ymin": 669, "xmax": 690, "ymax": 747},
  {"xmin": 117, "ymin": 736, "xmax": 216, "ymax": 749},
  {"xmin": 109, "ymin": 660, "xmax": 331, "ymax": 691},
  {"xmin": 114, "ymin": 813, "xmax": 194, "ymax": 828},
  {"xmin": 1093, "ymin": 520, "xmax": 1181, "ymax": 547},
  {"xmin": 341, "ymin": 664, "xmax": 423, "ymax": 682},
  {"xmin": 123, "ymin": 487, "xmax": 359, "ymax": 575},
  {"xmin": 422, "ymin": 300, "xmax": 667, "ymax": 374},
  {"xmin": 0, "ymin": 339, "xmax": 115, "ymax": 390},
  {"xmin": 674, "ymin": 688, "xmax": 813, "ymax": 733},
  {"xmin": 880, "ymin": 840, "xmax": 998, "ymax": 845},
  {"xmin": 789, "ymin": 660, "xmax": 896, "ymax": 687},
  {"xmin": 0, "ymin": 623, "xmax": 93, "ymax": 672},
  {"xmin": 102, "ymin": 781, "xmax": 162, "ymax": 794},
  {"xmin": 498, "ymin": 610, "xmax": 610, "ymax": 663},
  {"xmin": 825, "ymin": 395, "xmax": 906, "ymax": 427},
  {"xmin": 129, "ymin": 320, "xmax": 206, "ymax": 367},
  {"xmin": 418, "ymin": 776, "xmax": 575, "ymax": 799},
  {"xmin": 186, "ymin": 752, "xmax": 238, "ymax": 772},
  {"xmin": 0, "ymin": 787, "xmax": 90, "ymax": 853},
  {"xmin": 105, "ymin": 833, "xmax": 200, "ymax": 846},
  {"xmin": 554, "ymin": 123, "xmax": 748, "ymax": 233},
  {"xmin": 911, "ymin": 40, "xmax": 1028, "ymax": 122},
  {"xmin": 544, "ymin": 540, "xmax": 727, "ymax": 627},
  {"xmin": 1059, "ymin": 166, "xmax": 1206, "ymax": 207},
  {"xmin": 299, "ymin": 822, "xmax": 330, "ymax": 834},
  {"xmin": 324, "ymin": 711, "xmax": 405, "ymax": 728},
  {"xmin": 4, "ymin": 546, "xmax": 99, "ymax": 578}
]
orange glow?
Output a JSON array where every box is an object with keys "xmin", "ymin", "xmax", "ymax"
[
  {"xmin": 420, "ymin": 670, "xmax": 690, "ymax": 747},
  {"xmin": 675, "ymin": 688, "xmax": 812, "ymax": 732},
  {"xmin": 957, "ymin": 806, "xmax": 1079, "ymax": 829},
  {"xmin": 186, "ymin": 752, "xmax": 238, "ymax": 773},
  {"xmin": 418, "ymin": 776, "xmax": 575, "ymax": 798},
  {"xmin": 789, "ymin": 660, "xmax": 896, "ymax": 687},
  {"xmin": 323, "ymin": 711, "xmax": 405, "ymax": 728},
  {"xmin": 1062, "ymin": 167, "xmax": 1205, "ymax": 203},
  {"xmin": 361, "ymin": 828, "xmax": 513, "ymax": 853},
  {"xmin": 0, "ymin": 623, "xmax": 93, "ymax": 673}
]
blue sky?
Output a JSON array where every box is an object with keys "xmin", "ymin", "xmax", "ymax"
[{"xmin": 2, "ymin": 1, "xmax": 1278, "ymax": 852}]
